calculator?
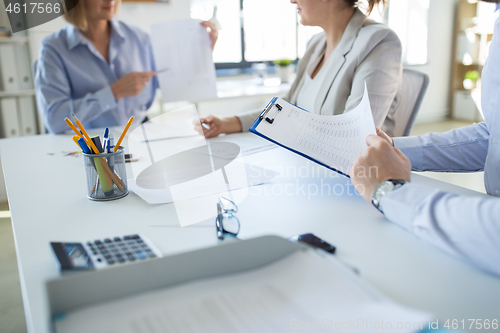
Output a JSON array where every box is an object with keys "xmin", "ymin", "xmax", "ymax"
[{"xmin": 50, "ymin": 234, "xmax": 163, "ymax": 271}]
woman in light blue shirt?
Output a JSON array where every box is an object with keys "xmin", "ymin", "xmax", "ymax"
[{"xmin": 35, "ymin": 0, "xmax": 218, "ymax": 134}]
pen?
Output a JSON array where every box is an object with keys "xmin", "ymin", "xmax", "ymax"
[
  {"xmin": 156, "ymin": 68, "xmax": 169, "ymax": 74},
  {"xmin": 103, "ymin": 128, "xmax": 109, "ymax": 154},
  {"xmin": 72, "ymin": 136, "xmax": 81, "ymax": 148},
  {"xmin": 191, "ymin": 112, "xmax": 211, "ymax": 130},
  {"xmin": 114, "ymin": 117, "xmax": 134, "ymax": 152}
]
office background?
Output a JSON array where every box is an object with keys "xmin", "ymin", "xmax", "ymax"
[{"xmin": 0, "ymin": 0, "xmax": 493, "ymax": 331}]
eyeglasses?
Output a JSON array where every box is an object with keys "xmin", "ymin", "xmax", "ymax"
[{"xmin": 216, "ymin": 197, "xmax": 240, "ymax": 240}]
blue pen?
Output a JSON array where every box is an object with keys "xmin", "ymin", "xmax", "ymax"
[
  {"xmin": 108, "ymin": 134, "xmax": 114, "ymax": 172},
  {"xmin": 78, "ymin": 137, "xmax": 91, "ymax": 154},
  {"xmin": 103, "ymin": 128, "xmax": 109, "ymax": 154}
]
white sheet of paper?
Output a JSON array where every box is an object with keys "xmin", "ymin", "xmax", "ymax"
[
  {"xmin": 151, "ymin": 19, "xmax": 217, "ymax": 103},
  {"xmin": 205, "ymin": 133, "xmax": 276, "ymax": 159},
  {"xmin": 255, "ymin": 84, "xmax": 376, "ymax": 176},
  {"xmin": 54, "ymin": 250, "xmax": 432, "ymax": 333},
  {"xmin": 129, "ymin": 119, "xmax": 200, "ymax": 143},
  {"xmin": 128, "ymin": 164, "xmax": 278, "ymax": 205}
]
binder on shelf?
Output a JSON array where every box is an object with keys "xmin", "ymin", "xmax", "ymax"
[
  {"xmin": 249, "ymin": 84, "xmax": 376, "ymax": 178},
  {"xmin": 17, "ymin": 96, "xmax": 37, "ymax": 136},
  {"xmin": 0, "ymin": 97, "xmax": 20, "ymax": 138},
  {"xmin": 15, "ymin": 44, "xmax": 34, "ymax": 90},
  {"xmin": 0, "ymin": 44, "xmax": 20, "ymax": 91}
]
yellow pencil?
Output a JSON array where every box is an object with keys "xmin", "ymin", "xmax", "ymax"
[
  {"xmin": 114, "ymin": 116, "xmax": 134, "ymax": 152},
  {"xmin": 72, "ymin": 115, "xmax": 101, "ymax": 155},
  {"xmin": 65, "ymin": 118, "xmax": 83, "ymax": 138}
]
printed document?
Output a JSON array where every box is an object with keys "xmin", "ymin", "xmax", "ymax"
[
  {"xmin": 151, "ymin": 19, "xmax": 217, "ymax": 103},
  {"xmin": 253, "ymin": 85, "xmax": 376, "ymax": 176}
]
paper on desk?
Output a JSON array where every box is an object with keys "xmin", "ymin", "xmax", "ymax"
[
  {"xmin": 54, "ymin": 249, "xmax": 432, "ymax": 333},
  {"xmin": 128, "ymin": 163, "xmax": 277, "ymax": 205},
  {"xmin": 205, "ymin": 134, "xmax": 276, "ymax": 159},
  {"xmin": 151, "ymin": 19, "xmax": 217, "ymax": 103},
  {"xmin": 129, "ymin": 119, "xmax": 199, "ymax": 143}
]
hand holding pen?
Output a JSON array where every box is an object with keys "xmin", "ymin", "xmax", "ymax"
[{"xmin": 192, "ymin": 115, "xmax": 242, "ymax": 139}]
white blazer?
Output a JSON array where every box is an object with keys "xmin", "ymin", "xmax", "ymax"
[{"xmin": 238, "ymin": 9, "xmax": 402, "ymax": 136}]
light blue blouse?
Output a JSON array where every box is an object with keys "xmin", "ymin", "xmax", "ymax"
[
  {"xmin": 35, "ymin": 20, "xmax": 157, "ymax": 134},
  {"xmin": 383, "ymin": 3, "xmax": 500, "ymax": 277}
]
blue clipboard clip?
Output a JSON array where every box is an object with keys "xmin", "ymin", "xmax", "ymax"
[{"xmin": 259, "ymin": 102, "xmax": 283, "ymax": 124}]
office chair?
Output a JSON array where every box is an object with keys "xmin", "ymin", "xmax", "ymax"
[{"xmin": 392, "ymin": 69, "xmax": 430, "ymax": 137}]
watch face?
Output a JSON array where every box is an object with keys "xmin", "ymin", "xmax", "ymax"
[{"xmin": 379, "ymin": 182, "xmax": 395, "ymax": 194}]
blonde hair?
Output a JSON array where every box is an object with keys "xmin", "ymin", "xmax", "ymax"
[
  {"xmin": 345, "ymin": 0, "xmax": 386, "ymax": 15},
  {"xmin": 64, "ymin": 0, "xmax": 121, "ymax": 31}
]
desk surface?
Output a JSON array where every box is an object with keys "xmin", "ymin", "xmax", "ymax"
[{"xmin": 1, "ymin": 132, "xmax": 499, "ymax": 333}]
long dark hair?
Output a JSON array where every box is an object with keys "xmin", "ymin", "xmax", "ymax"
[{"xmin": 344, "ymin": 0, "xmax": 386, "ymax": 15}]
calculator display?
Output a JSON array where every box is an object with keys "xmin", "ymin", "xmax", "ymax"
[
  {"xmin": 62, "ymin": 243, "xmax": 93, "ymax": 268},
  {"xmin": 51, "ymin": 242, "xmax": 94, "ymax": 270}
]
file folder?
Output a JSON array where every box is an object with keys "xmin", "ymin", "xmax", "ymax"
[
  {"xmin": 0, "ymin": 44, "xmax": 20, "ymax": 91},
  {"xmin": 249, "ymin": 84, "xmax": 376, "ymax": 177},
  {"xmin": 17, "ymin": 96, "xmax": 37, "ymax": 136},
  {"xmin": 15, "ymin": 44, "xmax": 34, "ymax": 91},
  {"xmin": 0, "ymin": 97, "xmax": 20, "ymax": 138}
]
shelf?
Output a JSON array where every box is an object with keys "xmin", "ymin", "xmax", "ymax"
[
  {"xmin": 0, "ymin": 90, "xmax": 36, "ymax": 98},
  {"xmin": 0, "ymin": 37, "xmax": 29, "ymax": 44}
]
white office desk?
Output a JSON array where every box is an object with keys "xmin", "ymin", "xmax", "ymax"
[{"xmin": 1, "ymin": 132, "xmax": 499, "ymax": 333}]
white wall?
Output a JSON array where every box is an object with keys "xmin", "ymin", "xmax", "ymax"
[{"xmin": 411, "ymin": 0, "xmax": 461, "ymax": 123}]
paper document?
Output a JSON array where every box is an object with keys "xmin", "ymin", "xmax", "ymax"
[
  {"xmin": 251, "ymin": 85, "xmax": 376, "ymax": 176},
  {"xmin": 54, "ymin": 249, "xmax": 432, "ymax": 333},
  {"xmin": 205, "ymin": 133, "xmax": 276, "ymax": 159},
  {"xmin": 128, "ymin": 163, "xmax": 277, "ymax": 205},
  {"xmin": 151, "ymin": 19, "xmax": 217, "ymax": 103},
  {"xmin": 129, "ymin": 119, "xmax": 199, "ymax": 143}
]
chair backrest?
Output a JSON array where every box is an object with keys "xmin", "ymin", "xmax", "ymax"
[{"xmin": 392, "ymin": 69, "xmax": 429, "ymax": 137}]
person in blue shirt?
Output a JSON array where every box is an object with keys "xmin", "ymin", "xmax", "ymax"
[
  {"xmin": 35, "ymin": 0, "xmax": 218, "ymax": 134},
  {"xmin": 351, "ymin": 0, "xmax": 500, "ymax": 277}
]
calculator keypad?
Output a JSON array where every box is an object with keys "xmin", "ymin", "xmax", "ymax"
[{"xmin": 85, "ymin": 234, "xmax": 158, "ymax": 268}]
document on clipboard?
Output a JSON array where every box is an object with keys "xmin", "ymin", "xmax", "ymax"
[{"xmin": 249, "ymin": 85, "xmax": 376, "ymax": 177}]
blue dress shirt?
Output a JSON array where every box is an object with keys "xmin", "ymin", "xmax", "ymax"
[
  {"xmin": 382, "ymin": 4, "xmax": 500, "ymax": 277},
  {"xmin": 35, "ymin": 20, "xmax": 157, "ymax": 134}
]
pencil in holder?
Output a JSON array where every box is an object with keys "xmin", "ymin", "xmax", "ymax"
[{"xmin": 82, "ymin": 147, "xmax": 128, "ymax": 201}]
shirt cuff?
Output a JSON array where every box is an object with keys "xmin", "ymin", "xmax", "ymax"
[
  {"xmin": 94, "ymin": 86, "xmax": 117, "ymax": 112},
  {"xmin": 393, "ymin": 136, "xmax": 423, "ymax": 170},
  {"xmin": 237, "ymin": 110, "xmax": 261, "ymax": 132},
  {"xmin": 382, "ymin": 183, "xmax": 437, "ymax": 231}
]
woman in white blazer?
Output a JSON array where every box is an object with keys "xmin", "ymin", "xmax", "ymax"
[{"xmin": 196, "ymin": 0, "xmax": 402, "ymax": 137}]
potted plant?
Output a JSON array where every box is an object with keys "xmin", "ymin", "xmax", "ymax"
[
  {"xmin": 463, "ymin": 70, "xmax": 480, "ymax": 90},
  {"xmin": 274, "ymin": 59, "xmax": 294, "ymax": 83}
]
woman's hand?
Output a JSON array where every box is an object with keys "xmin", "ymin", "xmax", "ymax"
[
  {"xmin": 110, "ymin": 71, "xmax": 156, "ymax": 101},
  {"xmin": 200, "ymin": 21, "xmax": 219, "ymax": 51},
  {"xmin": 193, "ymin": 116, "xmax": 243, "ymax": 138}
]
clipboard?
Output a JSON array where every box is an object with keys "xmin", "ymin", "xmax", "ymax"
[{"xmin": 249, "ymin": 85, "xmax": 376, "ymax": 178}]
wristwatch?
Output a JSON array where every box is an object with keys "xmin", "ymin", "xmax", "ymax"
[{"xmin": 371, "ymin": 179, "xmax": 407, "ymax": 214}]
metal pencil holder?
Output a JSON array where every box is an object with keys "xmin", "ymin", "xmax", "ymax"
[{"xmin": 82, "ymin": 147, "xmax": 128, "ymax": 201}]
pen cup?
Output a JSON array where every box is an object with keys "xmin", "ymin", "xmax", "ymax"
[{"xmin": 82, "ymin": 147, "xmax": 128, "ymax": 201}]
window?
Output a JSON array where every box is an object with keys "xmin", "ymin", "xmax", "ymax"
[
  {"xmin": 191, "ymin": 0, "xmax": 321, "ymax": 71},
  {"xmin": 191, "ymin": 0, "xmax": 423, "ymax": 70}
]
